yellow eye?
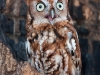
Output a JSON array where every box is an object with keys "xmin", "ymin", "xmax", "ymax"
[
  {"xmin": 36, "ymin": 3, "xmax": 45, "ymax": 11},
  {"xmin": 56, "ymin": 2, "xmax": 63, "ymax": 10}
]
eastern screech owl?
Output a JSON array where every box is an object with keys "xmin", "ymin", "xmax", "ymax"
[{"xmin": 25, "ymin": 0, "xmax": 81, "ymax": 75}]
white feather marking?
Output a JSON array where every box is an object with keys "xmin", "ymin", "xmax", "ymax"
[
  {"xmin": 25, "ymin": 39, "xmax": 32, "ymax": 54},
  {"xmin": 54, "ymin": 55, "xmax": 62, "ymax": 64},
  {"xmin": 49, "ymin": 55, "xmax": 63, "ymax": 71},
  {"xmin": 46, "ymin": 50, "xmax": 54, "ymax": 55},
  {"xmin": 67, "ymin": 39, "xmax": 72, "ymax": 51},
  {"xmin": 72, "ymin": 67, "xmax": 75, "ymax": 75},
  {"xmin": 39, "ymin": 40, "xmax": 44, "ymax": 51},
  {"xmin": 35, "ymin": 61, "xmax": 39, "ymax": 71},
  {"xmin": 43, "ymin": 31, "xmax": 48, "ymax": 40},
  {"xmin": 48, "ymin": 37, "xmax": 54, "ymax": 43},
  {"xmin": 48, "ymin": 31, "xmax": 56, "ymax": 43},
  {"xmin": 38, "ymin": 34, "xmax": 44, "ymax": 51},
  {"xmin": 67, "ymin": 32, "xmax": 72, "ymax": 40},
  {"xmin": 64, "ymin": 54, "xmax": 67, "ymax": 57},
  {"xmin": 49, "ymin": 31, "xmax": 55, "ymax": 36},
  {"xmin": 71, "ymin": 39, "xmax": 76, "ymax": 51},
  {"xmin": 64, "ymin": 53, "xmax": 68, "ymax": 72},
  {"xmin": 43, "ymin": 31, "xmax": 48, "ymax": 36},
  {"xmin": 42, "ymin": 35, "xmax": 48, "ymax": 40},
  {"xmin": 63, "ymin": 27, "xmax": 67, "ymax": 31},
  {"xmin": 77, "ymin": 66, "xmax": 79, "ymax": 70},
  {"xmin": 76, "ymin": 32, "xmax": 79, "ymax": 42}
]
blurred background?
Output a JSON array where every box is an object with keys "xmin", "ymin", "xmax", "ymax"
[
  {"xmin": 68, "ymin": 0, "xmax": 100, "ymax": 75},
  {"xmin": 0, "ymin": 0, "xmax": 100, "ymax": 75}
]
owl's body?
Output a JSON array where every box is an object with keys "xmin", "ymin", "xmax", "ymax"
[{"xmin": 25, "ymin": 0, "xmax": 81, "ymax": 75}]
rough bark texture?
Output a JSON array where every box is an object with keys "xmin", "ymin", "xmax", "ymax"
[{"xmin": 0, "ymin": 42, "xmax": 42, "ymax": 75}]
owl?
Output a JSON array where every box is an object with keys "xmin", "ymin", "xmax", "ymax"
[{"xmin": 25, "ymin": 0, "xmax": 81, "ymax": 75}]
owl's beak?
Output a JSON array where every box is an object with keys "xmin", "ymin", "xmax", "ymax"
[
  {"xmin": 45, "ymin": 9, "xmax": 56, "ymax": 25},
  {"xmin": 49, "ymin": 9, "xmax": 55, "ymax": 25},
  {"xmin": 50, "ymin": 9, "xmax": 55, "ymax": 19}
]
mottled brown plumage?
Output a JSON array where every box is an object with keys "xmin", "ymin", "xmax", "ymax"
[{"xmin": 25, "ymin": 0, "xmax": 81, "ymax": 75}]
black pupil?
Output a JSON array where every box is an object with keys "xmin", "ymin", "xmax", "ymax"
[
  {"xmin": 59, "ymin": 4, "xmax": 62, "ymax": 8},
  {"xmin": 39, "ymin": 5, "xmax": 42, "ymax": 8}
]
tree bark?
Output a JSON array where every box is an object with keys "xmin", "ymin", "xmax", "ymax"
[{"xmin": 0, "ymin": 42, "xmax": 42, "ymax": 75}]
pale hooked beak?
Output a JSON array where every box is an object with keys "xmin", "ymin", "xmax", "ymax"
[
  {"xmin": 45, "ymin": 9, "xmax": 56, "ymax": 25},
  {"xmin": 50, "ymin": 9, "xmax": 55, "ymax": 25},
  {"xmin": 50, "ymin": 9, "xmax": 55, "ymax": 19}
]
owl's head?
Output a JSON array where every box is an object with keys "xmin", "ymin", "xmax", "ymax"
[{"xmin": 25, "ymin": 0, "xmax": 70, "ymax": 25}]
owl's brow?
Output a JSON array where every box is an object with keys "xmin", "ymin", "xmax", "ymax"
[{"xmin": 41, "ymin": 0, "xmax": 49, "ymax": 4}]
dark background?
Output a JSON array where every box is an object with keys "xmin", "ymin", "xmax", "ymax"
[
  {"xmin": 0, "ymin": 0, "xmax": 100, "ymax": 75},
  {"xmin": 69, "ymin": 0, "xmax": 100, "ymax": 75}
]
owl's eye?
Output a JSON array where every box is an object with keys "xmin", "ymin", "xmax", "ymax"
[
  {"xmin": 56, "ymin": 2, "xmax": 63, "ymax": 10},
  {"xmin": 36, "ymin": 3, "xmax": 45, "ymax": 11}
]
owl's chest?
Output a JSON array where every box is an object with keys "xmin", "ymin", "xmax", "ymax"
[
  {"xmin": 26, "ymin": 25, "xmax": 79, "ymax": 74},
  {"xmin": 31, "ymin": 27, "xmax": 69, "ymax": 52},
  {"xmin": 30, "ymin": 29, "xmax": 73, "ymax": 70}
]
